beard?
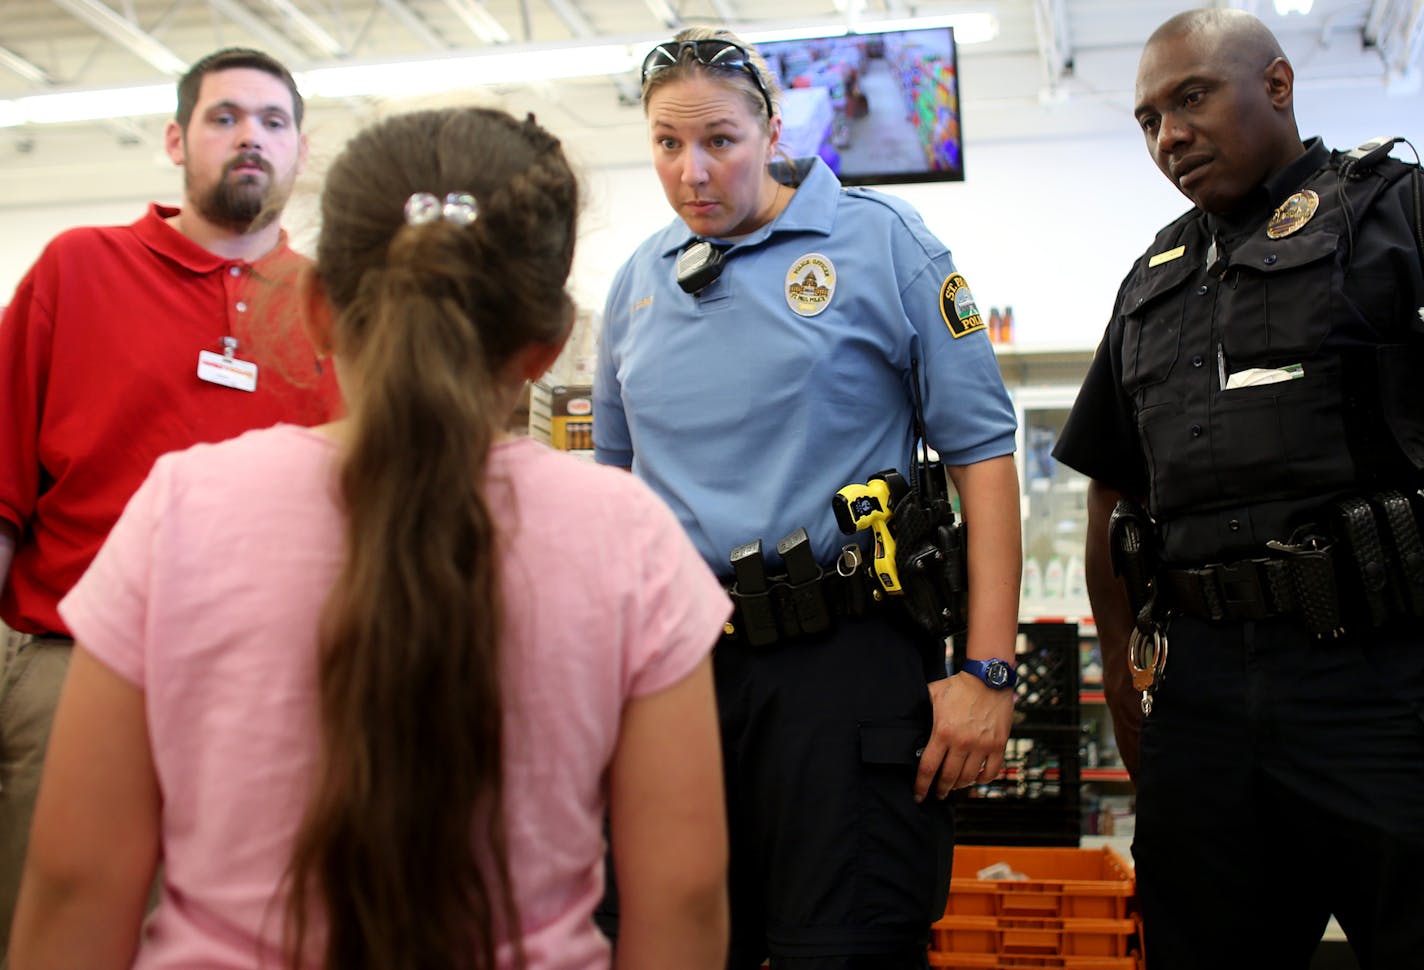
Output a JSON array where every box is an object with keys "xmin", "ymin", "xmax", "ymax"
[{"xmin": 189, "ymin": 152, "xmax": 292, "ymax": 233}]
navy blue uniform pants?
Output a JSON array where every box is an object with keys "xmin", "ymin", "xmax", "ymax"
[
  {"xmin": 1134, "ymin": 614, "xmax": 1424, "ymax": 969},
  {"xmin": 596, "ymin": 612, "xmax": 954, "ymax": 968},
  {"xmin": 718, "ymin": 612, "xmax": 953, "ymax": 968}
]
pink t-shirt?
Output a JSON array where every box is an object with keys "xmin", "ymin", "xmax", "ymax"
[{"xmin": 59, "ymin": 425, "xmax": 730, "ymax": 970}]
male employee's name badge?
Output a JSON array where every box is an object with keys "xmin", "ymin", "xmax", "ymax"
[
  {"xmin": 1266, "ymin": 189, "xmax": 1319, "ymax": 239},
  {"xmin": 197, "ymin": 337, "xmax": 258, "ymax": 392}
]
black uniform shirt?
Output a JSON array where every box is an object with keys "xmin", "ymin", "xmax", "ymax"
[{"xmin": 1056, "ymin": 137, "xmax": 1424, "ymax": 563}]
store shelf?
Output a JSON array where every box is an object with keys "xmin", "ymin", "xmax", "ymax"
[
  {"xmin": 1081, "ymin": 768, "xmax": 1131, "ymax": 783},
  {"xmin": 998, "ymin": 345, "xmax": 1096, "ymax": 386},
  {"xmin": 1022, "ymin": 613, "xmax": 1095, "ymax": 627}
]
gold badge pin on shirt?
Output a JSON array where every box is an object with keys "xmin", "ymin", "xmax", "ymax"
[
  {"xmin": 786, "ymin": 254, "xmax": 836, "ymax": 317},
  {"xmin": 1266, "ymin": 189, "xmax": 1319, "ymax": 239}
]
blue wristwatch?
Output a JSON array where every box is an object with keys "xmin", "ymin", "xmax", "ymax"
[{"xmin": 961, "ymin": 658, "xmax": 1017, "ymax": 690}]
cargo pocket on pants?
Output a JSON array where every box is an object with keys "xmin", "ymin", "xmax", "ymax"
[{"xmin": 858, "ymin": 718, "xmax": 955, "ymax": 930}]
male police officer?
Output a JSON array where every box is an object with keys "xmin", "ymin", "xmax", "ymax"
[{"xmin": 1055, "ymin": 9, "xmax": 1424, "ymax": 968}]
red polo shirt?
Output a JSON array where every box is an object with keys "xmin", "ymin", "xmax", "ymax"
[{"xmin": 0, "ymin": 204, "xmax": 343, "ymax": 635}]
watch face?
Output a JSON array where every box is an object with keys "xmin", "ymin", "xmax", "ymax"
[{"xmin": 985, "ymin": 660, "xmax": 1011, "ymax": 687}]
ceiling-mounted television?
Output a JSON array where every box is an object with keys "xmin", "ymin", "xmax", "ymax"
[{"xmin": 755, "ymin": 25, "xmax": 964, "ymax": 185}]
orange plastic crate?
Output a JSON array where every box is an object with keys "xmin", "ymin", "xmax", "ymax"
[
  {"xmin": 931, "ymin": 915, "xmax": 1135, "ymax": 957},
  {"xmin": 944, "ymin": 846, "xmax": 1135, "ymax": 920},
  {"xmin": 927, "ymin": 954, "xmax": 1139, "ymax": 969}
]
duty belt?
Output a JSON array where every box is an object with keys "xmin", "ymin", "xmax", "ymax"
[
  {"xmin": 1161, "ymin": 549, "xmax": 1341, "ymax": 636},
  {"xmin": 723, "ymin": 559, "xmax": 882, "ymax": 647},
  {"xmin": 1161, "ymin": 489, "xmax": 1424, "ymax": 637}
]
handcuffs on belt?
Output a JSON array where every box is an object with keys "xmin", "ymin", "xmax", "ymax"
[
  {"xmin": 1128, "ymin": 625, "xmax": 1168, "ymax": 717},
  {"xmin": 1110, "ymin": 498, "xmax": 1169, "ymax": 716}
]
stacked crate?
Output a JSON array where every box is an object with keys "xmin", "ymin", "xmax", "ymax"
[
  {"xmin": 952, "ymin": 622, "xmax": 1082, "ymax": 846},
  {"xmin": 929, "ymin": 845, "xmax": 1142, "ymax": 968}
]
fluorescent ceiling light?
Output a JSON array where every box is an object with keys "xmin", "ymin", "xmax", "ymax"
[
  {"xmin": 0, "ymin": 83, "xmax": 173, "ymax": 127},
  {"xmin": 0, "ymin": 11, "xmax": 996, "ymax": 128},
  {"xmin": 1273, "ymin": 0, "xmax": 1314, "ymax": 13},
  {"xmin": 870, "ymin": 12, "xmax": 999, "ymax": 44},
  {"xmin": 301, "ymin": 43, "xmax": 640, "ymax": 99},
  {"xmin": 744, "ymin": 12, "xmax": 999, "ymax": 46}
]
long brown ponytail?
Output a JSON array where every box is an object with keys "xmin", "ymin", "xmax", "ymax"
[{"xmin": 284, "ymin": 108, "xmax": 577, "ymax": 970}]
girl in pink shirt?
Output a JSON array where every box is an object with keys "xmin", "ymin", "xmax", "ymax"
[{"xmin": 10, "ymin": 107, "xmax": 731, "ymax": 970}]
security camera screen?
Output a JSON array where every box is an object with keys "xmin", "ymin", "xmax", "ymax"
[{"xmin": 758, "ymin": 27, "xmax": 964, "ymax": 185}]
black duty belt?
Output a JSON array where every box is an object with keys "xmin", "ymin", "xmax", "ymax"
[
  {"xmin": 1162, "ymin": 550, "xmax": 1341, "ymax": 636},
  {"xmin": 1161, "ymin": 489, "xmax": 1424, "ymax": 637},
  {"xmin": 723, "ymin": 564, "xmax": 882, "ymax": 647}
]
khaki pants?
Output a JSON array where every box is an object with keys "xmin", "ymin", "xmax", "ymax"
[{"xmin": 0, "ymin": 630, "xmax": 73, "ymax": 960}]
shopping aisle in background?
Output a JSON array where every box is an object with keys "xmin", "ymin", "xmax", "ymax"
[{"xmin": 838, "ymin": 56, "xmax": 923, "ymax": 173}]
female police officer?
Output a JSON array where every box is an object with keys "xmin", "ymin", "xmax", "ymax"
[{"xmin": 593, "ymin": 27, "xmax": 1022, "ymax": 969}]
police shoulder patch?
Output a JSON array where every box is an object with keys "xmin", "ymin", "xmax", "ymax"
[{"xmin": 939, "ymin": 273, "xmax": 985, "ymax": 338}]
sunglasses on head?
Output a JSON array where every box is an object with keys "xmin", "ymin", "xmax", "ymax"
[{"xmin": 640, "ymin": 39, "xmax": 774, "ymax": 120}]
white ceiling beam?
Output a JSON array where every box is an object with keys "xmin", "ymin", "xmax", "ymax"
[
  {"xmin": 258, "ymin": 0, "xmax": 348, "ymax": 57},
  {"xmin": 205, "ymin": 0, "xmax": 311, "ymax": 66},
  {"xmin": 1032, "ymin": 0, "xmax": 1072, "ymax": 86},
  {"xmin": 373, "ymin": 0, "xmax": 448, "ymax": 48},
  {"xmin": 544, "ymin": 0, "xmax": 595, "ymax": 38},
  {"xmin": 643, "ymin": 0, "xmax": 679, "ymax": 29},
  {"xmin": 1365, "ymin": 0, "xmax": 1395, "ymax": 39},
  {"xmin": 1365, "ymin": 0, "xmax": 1424, "ymax": 82},
  {"xmin": 0, "ymin": 45, "xmax": 54, "ymax": 85},
  {"xmin": 48, "ymin": 0, "xmax": 188, "ymax": 74},
  {"xmin": 442, "ymin": 0, "xmax": 512, "ymax": 44}
]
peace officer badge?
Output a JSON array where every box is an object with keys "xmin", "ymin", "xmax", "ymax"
[
  {"xmin": 786, "ymin": 253, "xmax": 836, "ymax": 316},
  {"xmin": 1266, "ymin": 189, "xmax": 1319, "ymax": 239},
  {"xmin": 939, "ymin": 273, "xmax": 985, "ymax": 338}
]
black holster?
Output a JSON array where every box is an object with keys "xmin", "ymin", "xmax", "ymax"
[
  {"xmin": 1108, "ymin": 499, "xmax": 1159, "ymax": 624},
  {"xmin": 891, "ymin": 491, "xmax": 968, "ymax": 637}
]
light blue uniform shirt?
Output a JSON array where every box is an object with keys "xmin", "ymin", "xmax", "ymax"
[{"xmin": 595, "ymin": 157, "xmax": 1016, "ymax": 573}]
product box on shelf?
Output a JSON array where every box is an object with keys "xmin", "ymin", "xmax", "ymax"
[{"xmin": 529, "ymin": 382, "xmax": 593, "ymax": 452}]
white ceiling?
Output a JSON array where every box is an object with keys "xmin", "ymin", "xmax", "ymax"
[{"xmin": 0, "ymin": 0, "xmax": 1420, "ymax": 206}]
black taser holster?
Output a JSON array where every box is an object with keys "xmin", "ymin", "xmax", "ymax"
[{"xmin": 891, "ymin": 461, "xmax": 969, "ymax": 638}]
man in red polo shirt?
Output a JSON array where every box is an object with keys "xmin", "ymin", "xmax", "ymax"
[{"xmin": 0, "ymin": 47, "xmax": 342, "ymax": 954}]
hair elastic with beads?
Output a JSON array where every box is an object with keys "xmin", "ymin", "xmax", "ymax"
[{"xmin": 404, "ymin": 192, "xmax": 479, "ymax": 227}]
